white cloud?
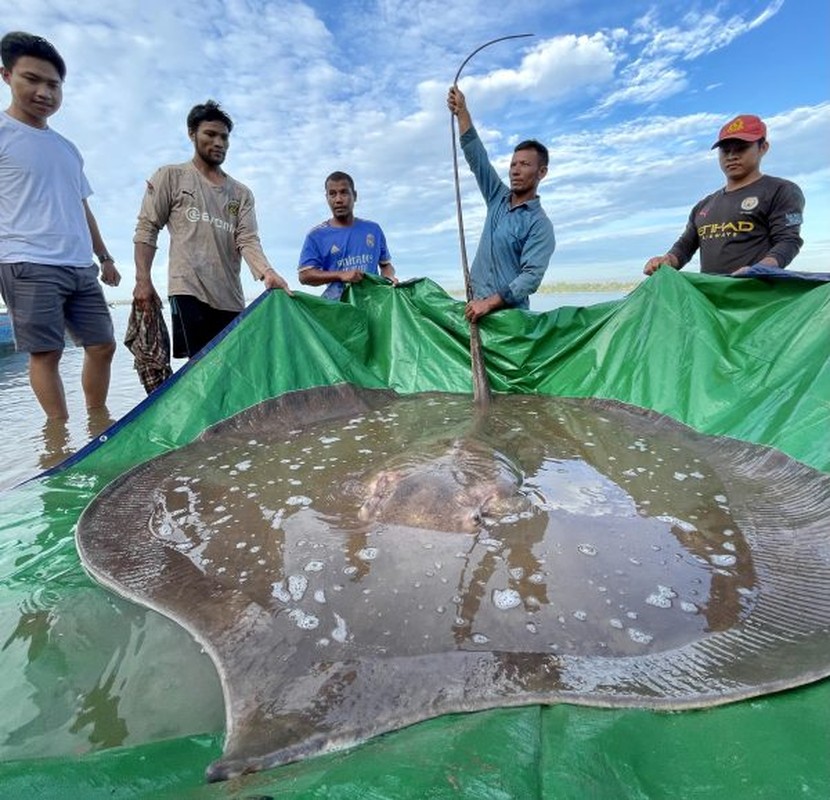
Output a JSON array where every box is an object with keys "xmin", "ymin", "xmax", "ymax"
[{"xmin": 2, "ymin": 0, "xmax": 827, "ymax": 303}]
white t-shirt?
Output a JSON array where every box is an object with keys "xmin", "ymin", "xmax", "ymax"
[{"xmin": 0, "ymin": 111, "xmax": 94, "ymax": 267}]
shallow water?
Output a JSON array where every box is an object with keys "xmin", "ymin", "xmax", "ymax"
[
  {"xmin": 0, "ymin": 292, "xmax": 624, "ymax": 490},
  {"xmin": 71, "ymin": 387, "xmax": 830, "ymax": 777},
  {"xmin": 125, "ymin": 393, "xmax": 756, "ymax": 658},
  {"xmin": 0, "ymin": 304, "xmax": 187, "ymax": 490},
  {"xmin": 7, "ymin": 383, "xmax": 830, "ymax": 768},
  {"xmin": 2, "ymin": 291, "xmax": 635, "ymax": 763}
]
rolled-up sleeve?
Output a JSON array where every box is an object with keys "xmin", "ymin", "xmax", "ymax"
[
  {"xmin": 501, "ymin": 216, "xmax": 556, "ymax": 306},
  {"xmin": 461, "ymin": 126, "xmax": 505, "ymax": 204},
  {"xmin": 133, "ymin": 168, "xmax": 171, "ymax": 247},
  {"xmin": 235, "ymin": 190, "xmax": 272, "ymax": 279},
  {"xmin": 133, "ymin": 169, "xmax": 170, "ymax": 248}
]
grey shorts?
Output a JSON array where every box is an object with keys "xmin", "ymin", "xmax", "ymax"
[{"xmin": 0, "ymin": 262, "xmax": 115, "ymax": 353}]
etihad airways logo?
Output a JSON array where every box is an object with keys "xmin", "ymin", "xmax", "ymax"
[
  {"xmin": 698, "ymin": 220, "xmax": 755, "ymax": 239},
  {"xmin": 185, "ymin": 206, "xmax": 235, "ymax": 233}
]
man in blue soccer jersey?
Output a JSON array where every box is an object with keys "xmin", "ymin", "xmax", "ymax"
[{"xmin": 298, "ymin": 171, "xmax": 396, "ymax": 300}]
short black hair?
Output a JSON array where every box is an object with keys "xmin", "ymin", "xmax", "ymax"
[
  {"xmin": 187, "ymin": 100, "xmax": 233, "ymax": 134},
  {"xmin": 1, "ymin": 31, "xmax": 66, "ymax": 81},
  {"xmin": 514, "ymin": 139, "xmax": 549, "ymax": 168},
  {"xmin": 325, "ymin": 171, "xmax": 356, "ymax": 193}
]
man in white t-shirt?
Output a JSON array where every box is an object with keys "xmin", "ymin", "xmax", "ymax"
[{"xmin": 0, "ymin": 31, "xmax": 121, "ymax": 420}]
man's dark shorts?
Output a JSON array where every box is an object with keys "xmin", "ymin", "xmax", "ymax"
[
  {"xmin": 169, "ymin": 294, "xmax": 239, "ymax": 359},
  {"xmin": 0, "ymin": 262, "xmax": 114, "ymax": 352}
]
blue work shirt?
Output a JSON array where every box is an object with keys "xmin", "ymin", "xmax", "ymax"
[{"xmin": 461, "ymin": 126, "xmax": 555, "ymax": 308}]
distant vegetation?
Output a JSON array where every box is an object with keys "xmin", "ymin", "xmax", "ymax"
[
  {"xmin": 448, "ymin": 279, "xmax": 642, "ymax": 296},
  {"xmin": 536, "ymin": 280, "xmax": 642, "ymax": 294}
]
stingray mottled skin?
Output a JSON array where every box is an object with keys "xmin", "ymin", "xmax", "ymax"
[
  {"xmin": 76, "ymin": 385, "xmax": 830, "ymax": 782},
  {"xmin": 358, "ymin": 438, "xmax": 529, "ymax": 532}
]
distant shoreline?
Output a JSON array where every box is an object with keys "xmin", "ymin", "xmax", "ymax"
[
  {"xmin": 448, "ymin": 279, "xmax": 642, "ymax": 296},
  {"xmin": 536, "ymin": 280, "xmax": 641, "ymax": 294}
]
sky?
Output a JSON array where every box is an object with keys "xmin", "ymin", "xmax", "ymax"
[{"xmin": 3, "ymin": 0, "xmax": 829, "ymax": 303}]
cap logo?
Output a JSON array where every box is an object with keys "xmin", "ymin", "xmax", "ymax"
[{"xmin": 725, "ymin": 119, "xmax": 745, "ymax": 135}]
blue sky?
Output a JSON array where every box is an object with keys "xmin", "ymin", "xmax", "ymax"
[{"xmin": 4, "ymin": 0, "xmax": 828, "ymax": 303}]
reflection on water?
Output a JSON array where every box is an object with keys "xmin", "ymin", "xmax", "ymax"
[
  {"xmin": 77, "ymin": 389, "xmax": 830, "ymax": 778},
  {"xmin": 36, "ymin": 408, "xmax": 117, "ymax": 471},
  {"xmin": 0, "ymin": 293, "xmax": 626, "ymax": 490},
  {"xmin": 70, "ymin": 389, "xmax": 829, "ymax": 776},
  {"xmin": 0, "ymin": 584, "xmax": 224, "ymax": 760},
  {"xmin": 143, "ymin": 394, "xmax": 755, "ymax": 659},
  {"xmin": 0, "ymin": 305, "xmax": 182, "ymax": 489},
  {"xmin": 19, "ymin": 390, "xmax": 830, "ymax": 768}
]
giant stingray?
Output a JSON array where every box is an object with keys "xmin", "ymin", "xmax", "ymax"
[{"xmin": 76, "ymin": 385, "xmax": 830, "ymax": 781}]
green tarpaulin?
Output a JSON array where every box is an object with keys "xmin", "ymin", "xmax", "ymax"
[{"xmin": 1, "ymin": 268, "xmax": 828, "ymax": 798}]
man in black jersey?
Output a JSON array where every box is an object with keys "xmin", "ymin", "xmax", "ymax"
[{"xmin": 644, "ymin": 114, "xmax": 804, "ymax": 276}]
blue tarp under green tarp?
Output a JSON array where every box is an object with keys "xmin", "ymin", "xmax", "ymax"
[{"xmin": 1, "ymin": 268, "xmax": 828, "ymax": 798}]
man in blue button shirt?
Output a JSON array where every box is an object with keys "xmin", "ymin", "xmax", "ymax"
[{"xmin": 448, "ymin": 86, "xmax": 555, "ymax": 322}]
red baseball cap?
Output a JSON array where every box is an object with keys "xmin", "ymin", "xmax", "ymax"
[{"xmin": 711, "ymin": 114, "xmax": 767, "ymax": 149}]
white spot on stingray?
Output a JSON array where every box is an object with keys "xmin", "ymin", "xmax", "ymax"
[
  {"xmin": 656, "ymin": 514, "xmax": 697, "ymax": 533},
  {"xmin": 331, "ymin": 613, "xmax": 348, "ymax": 643},
  {"xmin": 577, "ymin": 543, "xmax": 597, "ymax": 556},
  {"xmin": 288, "ymin": 574, "xmax": 308, "ymax": 601},
  {"xmin": 492, "ymin": 588, "xmax": 521, "ymax": 610},
  {"xmin": 645, "ymin": 585, "xmax": 677, "ymax": 609},
  {"xmin": 357, "ymin": 547, "xmax": 378, "ymax": 561},
  {"xmin": 710, "ymin": 553, "xmax": 737, "ymax": 567},
  {"xmin": 479, "ymin": 537, "xmax": 503, "ymax": 551},
  {"xmin": 471, "ymin": 633, "xmax": 489, "ymax": 644},
  {"xmin": 627, "ymin": 628, "xmax": 654, "ymax": 644},
  {"xmin": 304, "ymin": 561, "xmax": 324, "ymax": 572},
  {"xmin": 271, "ymin": 580, "xmax": 291, "ymax": 603},
  {"xmin": 288, "ymin": 609, "xmax": 319, "ymax": 630}
]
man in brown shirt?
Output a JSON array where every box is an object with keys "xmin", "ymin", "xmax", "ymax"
[{"xmin": 133, "ymin": 100, "xmax": 290, "ymax": 358}]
